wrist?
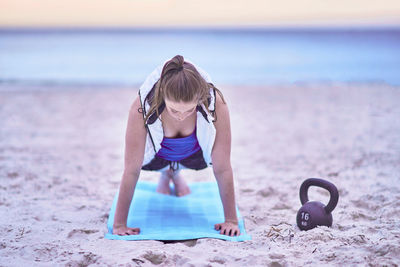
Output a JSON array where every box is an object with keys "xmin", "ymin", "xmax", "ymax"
[{"xmin": 113, "ymin": 222, "xmax": 126, "ymax": 228}]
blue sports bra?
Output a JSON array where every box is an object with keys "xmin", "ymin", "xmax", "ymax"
[{"xmin": 156, "ymin": 127, "xmax": 201, "ymax": 161}]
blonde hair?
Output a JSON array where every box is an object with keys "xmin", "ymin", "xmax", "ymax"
[{"xmin": 143, "ymin": 55, "xmax": 225, "ymax": 124}]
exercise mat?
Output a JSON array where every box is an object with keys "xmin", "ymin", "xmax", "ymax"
[{"xmin": 105, "ymin": 180, "xmax": 251, "ymax": 241}]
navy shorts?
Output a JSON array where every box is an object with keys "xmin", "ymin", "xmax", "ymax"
[{"xmin": 141, "ymin": 148, "xmax": 208, "ymax": 172}]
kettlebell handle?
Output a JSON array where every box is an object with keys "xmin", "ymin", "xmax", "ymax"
[{"xmin": 299, "ymin": 178, "xmax": 339, "ymax": 214}]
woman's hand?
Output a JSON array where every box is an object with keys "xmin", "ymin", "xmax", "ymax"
[
  {"xmin": 214, "ymin": 220, "xmax": 240, "ymax": 236},
  {"xmin": 113, "ymin": 224, "xmax": 140, "ymax": 236}
]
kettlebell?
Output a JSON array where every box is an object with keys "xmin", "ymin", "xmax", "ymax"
[{"xmin": 296, "ymin": 178, "xmax": 339, "ymax": 231}]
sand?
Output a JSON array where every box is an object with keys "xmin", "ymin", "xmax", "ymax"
[{"xmin": 0, "ymin": 82, "xmax": 399, "ymax": 266}]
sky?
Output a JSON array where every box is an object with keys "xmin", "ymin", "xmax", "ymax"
[{"xmin": 0, "ymin": 0, "xmax": 400, "ymax": 28}]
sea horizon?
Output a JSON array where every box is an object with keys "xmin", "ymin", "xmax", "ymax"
[{"xmin": 1, "ymin": 26, "xmax": 399, "ymax": 89}]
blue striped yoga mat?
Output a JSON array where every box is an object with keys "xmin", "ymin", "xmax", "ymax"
[{"xmin": 105, "ymin": 181, "xmax": 251, "ymax": 241}]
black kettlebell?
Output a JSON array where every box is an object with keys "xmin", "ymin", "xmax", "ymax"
[{"xmin": 296, "ymin": 178, "xmax": 339, "ymax": 231}]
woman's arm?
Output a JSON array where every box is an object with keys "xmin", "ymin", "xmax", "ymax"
[
  {"xmin": 211, "ymin": 92, "xmax": 240, "ymax": 236},
  {"xmin": 113, "ymin": 95, "xmax": 147, "ymax": 235}
]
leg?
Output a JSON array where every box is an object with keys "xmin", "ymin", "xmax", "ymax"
[
  {"xmin": 156, "ymin": 168, "xmax": 172, "ymax": 195},
  {"xmin": 170, "ymin": 169, "xmax": 191, "ymax": 197}
]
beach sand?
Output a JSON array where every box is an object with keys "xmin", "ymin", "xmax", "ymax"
[{"xmin": 0, "ymin": 82, "xmax": 399, "ymax": 266}]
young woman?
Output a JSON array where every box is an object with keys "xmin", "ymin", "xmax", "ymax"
[{"xmin": 112, "ymin": 55, "xmax": 240, "ymax": 237}]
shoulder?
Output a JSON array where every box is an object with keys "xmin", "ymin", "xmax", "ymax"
[
  {"xmin": 214, "ymin": 89, "xmax": 225, "ymax": 104},
  {"xmin": 211, "ymin": 89, "xmax": 231, "ymax": 158},
  {"xmin": 130, "ymin": 95, "xmax": 142, "ymax": 114},
  {"xmin": 213, "ymin": 89, "xmax": 228, "ymax": 115},
  {"xmin": 213, "ymin": 90, "xmax": 230, "ymax": 126},
  {"xmin": 128, "ymin": 95, "xmax": 146, "ymax": 127}
]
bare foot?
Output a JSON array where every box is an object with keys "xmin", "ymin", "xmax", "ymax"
[
  {"xmin": 156, "ymin": 170, "xmax": 171, "ymax": 195},
  {"xmin": 171, "ymin": 170, "xmax": 191, "ymax": 197}
]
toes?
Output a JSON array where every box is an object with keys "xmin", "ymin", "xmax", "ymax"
[
  {"xmin": 156, "ymin": 188, "xmax": 170, "ymax": 195},
  {"xmin": 175, "ymin": 188, "xmax": 190, "ymax": 197}
]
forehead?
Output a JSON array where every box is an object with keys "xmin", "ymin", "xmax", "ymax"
[{"xmin": 164, "ymin": 98, "xmax": 197, "ymax": 111}]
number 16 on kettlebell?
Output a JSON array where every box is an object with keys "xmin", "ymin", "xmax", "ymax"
[{"xmin": 296, "ymin": 178, "xmax": 339, "ymax": 231}]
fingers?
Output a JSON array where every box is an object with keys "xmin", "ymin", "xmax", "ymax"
[
  {"xmin": 220, "ymin": 228, "xmax": 233, "ymax": 236},
  {"xmin": 215, "ymin": 223, "xmax": 240, "ymax": 236},
  {"xmin": 224, "ymin": 228, "xmax": 239, "ymax": 236},
  {"xmin": 232, "ymin": 229, "xmax": 240, "ymax": 236}
]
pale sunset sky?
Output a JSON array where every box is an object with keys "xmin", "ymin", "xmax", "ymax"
[{"xmin": 0, "ymin": 0, "xmax": 399, "ymax": 28}]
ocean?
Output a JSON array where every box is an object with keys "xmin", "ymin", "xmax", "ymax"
[{"xmin": 0, "ymin": 27, "xmax": 399, "ymax": 87}]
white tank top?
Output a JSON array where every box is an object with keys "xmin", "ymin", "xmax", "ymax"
[{"xmin": 138, "ymin": 58, "xmax": 217, "ymax": 167}]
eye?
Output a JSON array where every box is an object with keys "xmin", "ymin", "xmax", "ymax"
[{"xmin": 171, "ymin": 110, "xmax": 178, "ymax": 114}]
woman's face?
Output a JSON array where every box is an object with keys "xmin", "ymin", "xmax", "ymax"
[{"xmin": 164, "ymin": 97, "xmax": 197, "ymax": 122}]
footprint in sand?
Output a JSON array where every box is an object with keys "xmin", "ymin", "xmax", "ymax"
[
  {"xmin": 7, "ymin": 172, "xmax": 19, "ymax": 179},
  {"xmin": 209, "ymin": 256, "xmax": 227, "ymax": 264},
  {"xmin": 67, "ymin": 229, "xmax": 99, "ymax": 239},
  {"xmin": 269, "ymin": 253, "xmax": 285, "ymax": 260},
  {"xmin": 349, "ymin": 211, "xmax": 376, "ymax": 221},
  {"xmin": 257, "ymin": 187, "xmax": 276, "ymax": 198},
  {"xmin": 19, "ymin": 244, "xmax": 58, "ymax": 262},
  {"xmin": 241, "ymin": 188, "xmax": 255, "ymax": 193},
  {"xmin": 0, "ymin": 198, "xmax": 10, "ymax": 207},
  {"xmin": 51, "ymin": 176, "xmax": 63, "ymax": 185},
  {"xmin": 272, "ymin": 202, "xmax": 292, "ymax": 210},
  {"xmin": 171, "ymin": 255, "xmax": 191, "ymax": 265},
  {"xmin": 100, "ymin": 213, "xmax": 109, "ymax": 223},
  {"xmin": 0, "ymin": 242, "xmax": 6, "ymax": 250},
  {"xmin": 66, "ymin": 252, "xmax": 99, "ymax": 267},
  {"xmin": 351, "ymin": 199, "xmax": 380, "ymax": 211},
  {"xmin": 25, "ymin": 172, "xmax": 38, "ymax": 181},
  {"xmin": 142, "ymin": 251, "xmax": 167, "ymax": 265},
  {"xmin": 269, "ymin": 261, "xmax": 286, "ymax": 267}
]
